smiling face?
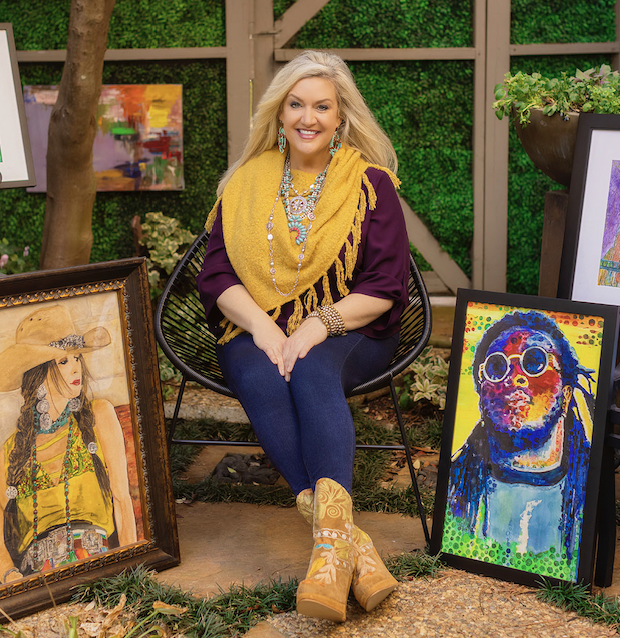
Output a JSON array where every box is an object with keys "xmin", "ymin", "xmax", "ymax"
[
  {"xmin": 478, "ymin": 328, "xmax": 567, "ymax": 447},
  {"xmin": 53, "ymin": 353, "xmax": 83, "ymax": 399},
  {"xmin": 279, "ymin": 76, "xmax": 342, "ymax": 172}
]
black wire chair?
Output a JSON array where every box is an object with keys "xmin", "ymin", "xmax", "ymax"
[{"xmin": 155, "ymin": 229, "xmax": 433, "ymax": 543}]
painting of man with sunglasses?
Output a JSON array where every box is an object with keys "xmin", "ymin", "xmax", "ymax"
[{"xmin": 444, "ymin": 309, "xmax": 597, "ymax": 581}]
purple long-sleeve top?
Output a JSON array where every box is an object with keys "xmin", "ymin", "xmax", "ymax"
[{"xmin": 197, "ymin": 167, "xmax": 410, "ymax": 340}]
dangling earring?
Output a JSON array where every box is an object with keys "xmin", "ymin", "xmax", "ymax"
[
  {"xmin": 278, "ymin": 123, "xmax": 287, "ymax": 154},
  {"xmin": 329, "ymin": 126, "xmax": 342, "ymax": 157}
]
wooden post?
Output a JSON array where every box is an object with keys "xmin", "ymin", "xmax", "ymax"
[
  {"xmin": 226, "ymin": 0, "xmax": 252, "ymax": 165},
  {"xmin": 251, "ymin": 0, "xmax": 276, "ymax": 110},
  {"xmin": 472, "ymin": 0, "xmax": 487, "ymax": 289},
  {"xmin": 538, "ymin": 190, "xmax": 569, "ymax": 298},
  {"xmin": 482, "ymin": 0, "xmax": 510, "ymax": 292}
]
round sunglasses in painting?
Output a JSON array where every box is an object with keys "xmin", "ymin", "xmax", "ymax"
[{"xmin": 479, "ymin": 346, "xmax": 553, "ymax": 383}]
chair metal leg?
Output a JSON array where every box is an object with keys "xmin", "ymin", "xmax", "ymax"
[
  {"xmin": 389, "ymin": 380, "xmax": 431, "ymax": 546},
  {"xmin": 167, "ymin": 374, "xmax": 188, "ymax": 449}
]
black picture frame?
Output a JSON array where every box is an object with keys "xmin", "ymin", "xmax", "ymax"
[
  {"xmin": 0, "ymin": 23, "xmax": 36, "ymax": 189},
  {"xmin": 558, "ymin": 113, "xmax": 620, "ymax": 303},
  {"xmin": 0, "ymin": 258, "xmax": 179, "ymax": 618},
  {"xmin": 431, "ymin": 288, "xmax": 618, "ymax": 588}
]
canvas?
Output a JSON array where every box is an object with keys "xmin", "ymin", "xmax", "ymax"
[
  {"xmin": 558, "ymin": 114, "xmax": 620, "ymax": 303},
  {"xmin": 24, "ymin": 84, "xmax": 183, "ymax": 192},
  {"xmin": 431, "ymin": 289, "xmax": 617, "ymax": 587},
  {"xmin": 0, "ymin": 259, "xmax": 178, "ymax": 618},
  {"xmin": 0, "ymin": 24, "xmax": 35, "ymax": 189}
]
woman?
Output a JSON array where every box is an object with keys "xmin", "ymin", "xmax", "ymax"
[
  {"xmin": 0, "ymin": 305, "xmax": 137, "ymax": 582},
  {"xmin": 197, "ymin": 50, "xmax": 410, "ymax": 622}
]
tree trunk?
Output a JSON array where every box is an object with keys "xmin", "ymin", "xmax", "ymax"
[{"xmin": 40, "ymin": 0, "xmax": 116, "ymax": 269}]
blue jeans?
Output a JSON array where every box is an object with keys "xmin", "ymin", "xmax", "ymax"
[{"xmin": 217, "ymin": 332, "xmax": 399, "ymax": 494}]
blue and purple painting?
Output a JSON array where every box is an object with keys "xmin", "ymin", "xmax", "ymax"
[
  {"xmin": 442, "ymin": 302, "xmax": 603, "ymax": 582},
  {"xmin": 598, "ymin": 160, "xmax": 620, "ymax": 287}
]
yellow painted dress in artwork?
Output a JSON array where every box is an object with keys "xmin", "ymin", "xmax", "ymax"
[{"xmin": 3, "ymin": 414, "xmax": 114, "ymax": 573}]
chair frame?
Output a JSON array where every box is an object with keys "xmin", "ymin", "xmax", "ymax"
[{"xmin": 156, "ymin": 229, "xmax": 433, "ymax": 544}]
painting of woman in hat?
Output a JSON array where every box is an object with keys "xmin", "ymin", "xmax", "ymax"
[{"xmin": 0, "ymin": 304, "xmax": 137, "ymax": 583}]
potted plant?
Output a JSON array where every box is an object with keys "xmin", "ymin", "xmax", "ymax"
[{"xmin": 492, "ymin": 65, "xmax": 620, "ymax": 187}]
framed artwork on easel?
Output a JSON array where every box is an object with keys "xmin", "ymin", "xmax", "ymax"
[
  {"xmin": 0, "ymin": 23, "xmax": 35, "ymax": 189},
  {"xmin": 557, "ymin": 113, "xmax": 620, "ymax": 303}
]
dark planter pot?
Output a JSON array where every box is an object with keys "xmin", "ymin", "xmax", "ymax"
[{"xmin": 513, "ymin": 107, "xmax": 579, "ymax": 188}]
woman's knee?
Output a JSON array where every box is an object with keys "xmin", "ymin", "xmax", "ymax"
[{"xmin": 218, "ymin": 338, "xmax": 284, "ymax": 391}]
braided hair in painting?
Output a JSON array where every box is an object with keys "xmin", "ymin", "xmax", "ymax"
[
  {"xmin": 4, "ymin": 355, "xmax": 112, "ymax": 565},
  {"xmin": 447, "ymin": 311, "xmax": 593, "ymax": 561}
]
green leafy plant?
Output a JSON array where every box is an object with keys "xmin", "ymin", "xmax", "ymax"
[
  {"xmin": 493, "ymin": 64, "xmax": 620, "ymax": 126},
  {"xmin": 139, "ymin": 211, "xmax": 197, "ymax": 300},
  {"xmin": 396, "ymin": 346, "xmax": 449, "ymax": 410},
  {"xmin": 0, "ymin": 238, "xmax": 36, "ymax": 276}
]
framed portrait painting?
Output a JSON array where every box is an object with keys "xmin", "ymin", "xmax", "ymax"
[
  {"xmin": 0, "ymin": 258, "xmax": 179, "ymax": 618},
  {"xmin": 0, "ymin": 24, "xmax": 35, "ymax": 189},
  {"xmin": 431, "ymin": 289, "xmax": 618, "ymax": 587},
  {"xmin": 558, "ymin": 113, "xmax": 620, "ymax": 303}
]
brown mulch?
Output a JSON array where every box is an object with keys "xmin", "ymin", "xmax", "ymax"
[
  {"xmin": 1, "ymin": 597, "xmax": 139, "ymax": 638},
  {"xmin": 265, "ymin": 570, "xmax": 617, "ymax": 638}
]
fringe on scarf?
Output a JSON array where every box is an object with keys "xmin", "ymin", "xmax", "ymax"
[
  {"xmin": 205, "ymin": 197, "xmax": 222, "ymax": 232},
  {"xmin": 215, "ymin": 169, "xmax": 391, "ymax": 344}
]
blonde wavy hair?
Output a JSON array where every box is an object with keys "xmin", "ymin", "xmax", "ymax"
[{"xmin": 217, "ymin": 50, "xmax": 397, "ymax": 196}]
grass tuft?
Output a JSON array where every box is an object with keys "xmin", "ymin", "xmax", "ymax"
[
  {"xmin": 537, "ymin": 579, "xmax": 620, "ymax": 629},
  {"xmin": 384, "ymin": 550, "xmax": 444, "ymax": 581},
  {"xmin": 72, "ymin": 564, "xmax": 298, "ymax": 637}
]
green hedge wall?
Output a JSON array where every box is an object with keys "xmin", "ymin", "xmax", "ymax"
[
  {"xmin": 0, "ymin": 0, "xmax": 617, "ymax": 292},
  {"xmin": 510, "ymin": 0, "xmax": 616, "ymax": 44},
  {"xmin": 274, "ymin": 0, "xmax": 473, "ymax": 48},
  {"xmin": 0, "ymin": 0, "xmax": 225, "ymax": 49}
]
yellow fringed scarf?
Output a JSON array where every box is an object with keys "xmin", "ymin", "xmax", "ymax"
[{"xmin": 205, "ymin": 146, "xmax": 399, "ymax": 343}]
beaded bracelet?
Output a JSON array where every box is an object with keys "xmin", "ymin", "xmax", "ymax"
[{"xmin": 307, "ymin": 305, "xmax": 347, "ymax": 337}]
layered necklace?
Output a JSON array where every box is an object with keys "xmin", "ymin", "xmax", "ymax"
[
  {"xmin": 267, "ymin": 155, "xmax": 330, "ymax": 297},
  {"xmin": 31, "ymin": 415, "xmax": 76, "ymax": 567}
]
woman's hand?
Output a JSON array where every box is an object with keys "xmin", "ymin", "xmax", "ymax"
[
  {"xmin": 217, "ymin": 285, "xmax": 291, "ymax": 377},
  {"xmin": 252, "ymin": 321, "xmax": 289, "ymax": 377},
  {"xmin": 281, "ymin": 317, "xmax": 328, "ymax": 381}
]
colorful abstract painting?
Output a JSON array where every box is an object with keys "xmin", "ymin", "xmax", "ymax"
[
  {"xmin": 440, "ymin": 300, "xmax": 604, "ymax": 583},
  {"xmin": 23, "ymin": 85, "xmax": 183, "ymax": 192},
  {"xmin": 598, "ymin": 159, "xmax": 620, "ymax": 287}
]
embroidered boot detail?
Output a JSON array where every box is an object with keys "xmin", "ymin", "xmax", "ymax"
[
  {"xmin": 296, "ymin": 479, "xmax": 355, "ymax": 622},
  {"xmin": 296, "ymin": 487, "xmax": 397, "ymax": 612}
]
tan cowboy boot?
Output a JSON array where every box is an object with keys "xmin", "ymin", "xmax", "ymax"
[
  {"xmin": 296, "ymin": 478, "xmax": 356, "ymax": 622},
  {"xmin": 296, "ymin": 488, "xmax": 398, "ymax": 612}
]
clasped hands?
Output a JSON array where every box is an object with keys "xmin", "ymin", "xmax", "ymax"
[{"xmin": 253, "ymin": 316, "xmax": 327, "ymax": 382}]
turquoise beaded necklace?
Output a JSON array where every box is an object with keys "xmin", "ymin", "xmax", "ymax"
[
  {"xmin": 279, "ymin": 155, "xmax": 329, "ymax": 245},
  {"xmin": 33, "ymin": 402, "xmax": 71, "ymax": 435},
  {"xmin": 30, "ymin": 414, "xmax": 75, "ymax": 567}
]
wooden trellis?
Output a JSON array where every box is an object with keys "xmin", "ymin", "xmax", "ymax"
[{"xmin": 16, "ymin": 0, "xmax": 620, "ymax": 293}]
